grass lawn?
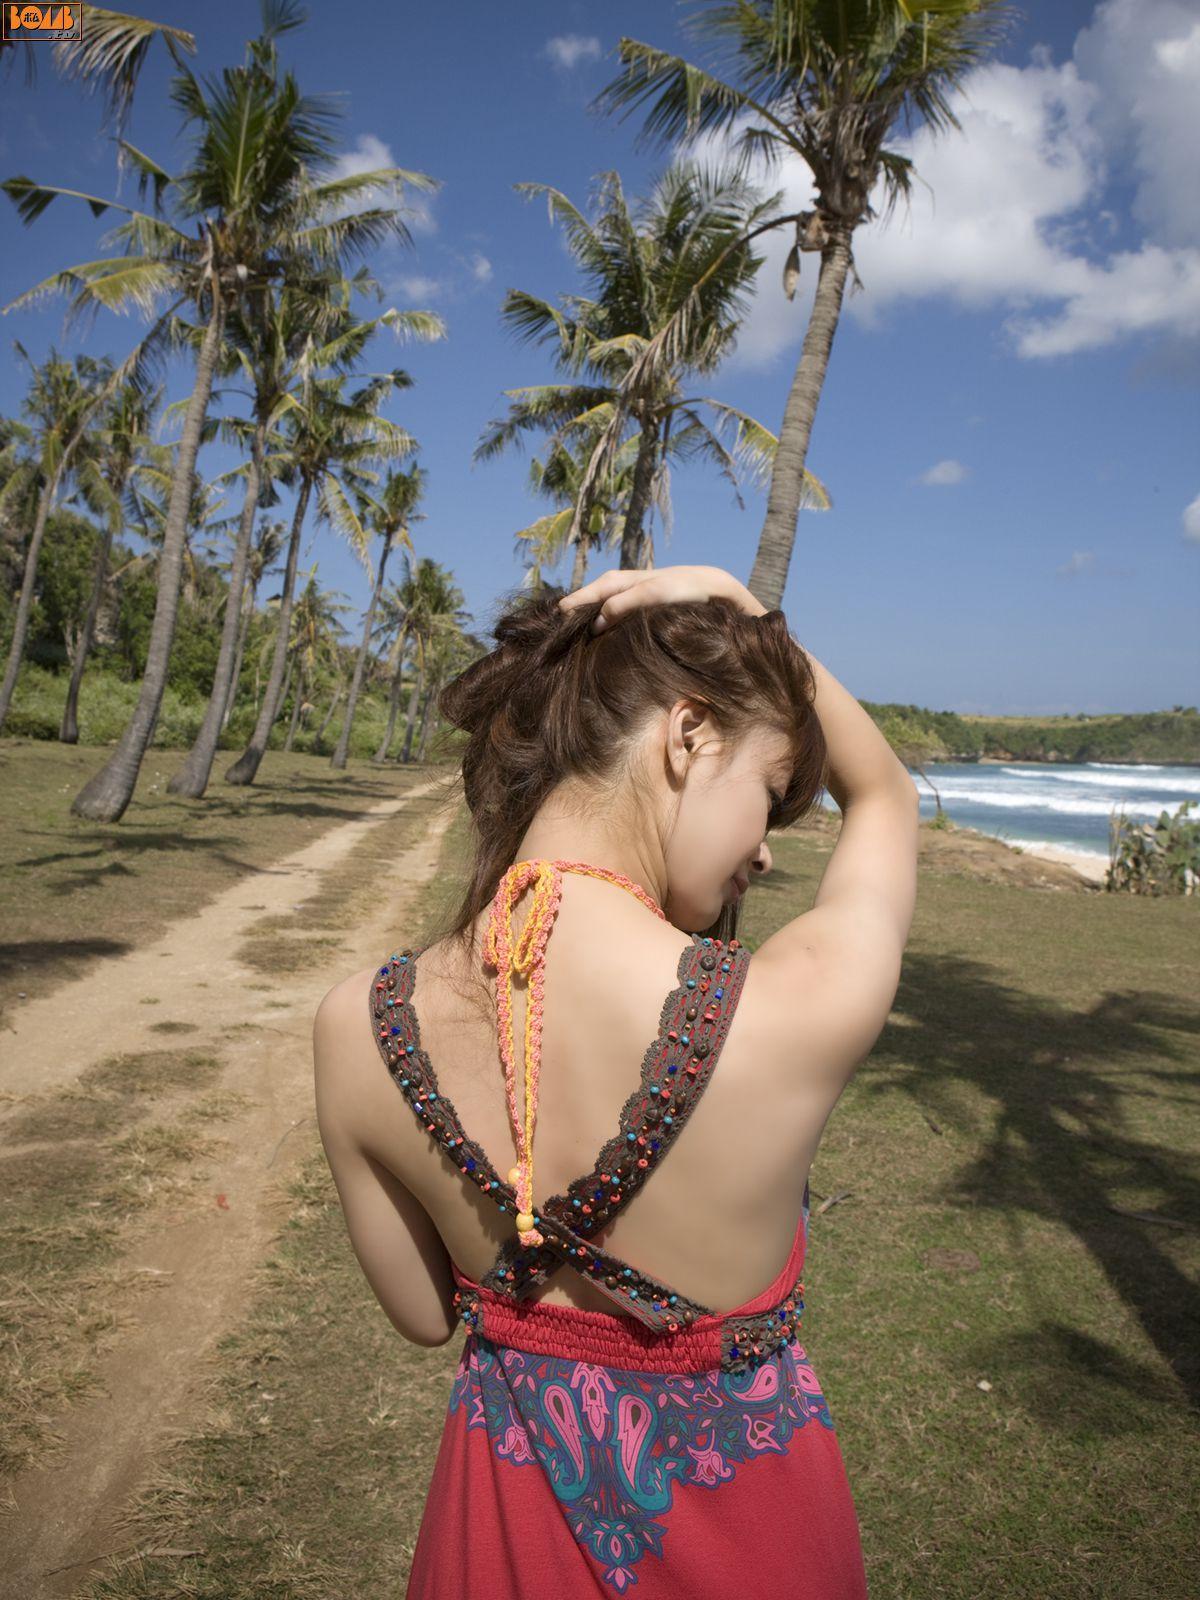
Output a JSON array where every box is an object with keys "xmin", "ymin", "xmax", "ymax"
[{"xmin": 68, "ymin": 800, "xmax": 1199, "ymax": 1599}]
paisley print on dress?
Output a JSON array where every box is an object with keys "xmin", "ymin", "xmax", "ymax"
[{"xmin": 448, "ymin": 1331, "xmax": 837, "ymax": 1592}]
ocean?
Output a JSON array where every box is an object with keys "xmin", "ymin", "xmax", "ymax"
[{"xmin": 820, "ymin": 761, "xmax": 1200, "ymax": 864}]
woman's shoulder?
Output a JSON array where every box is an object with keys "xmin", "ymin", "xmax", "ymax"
[{"xmin": 312, "ymin": 959, "xmax": 399, "ymax": 1135}]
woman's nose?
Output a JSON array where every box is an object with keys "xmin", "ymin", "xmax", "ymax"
[{"xmin": 751, "ymin": 840, "xmax": 772, "ymax": 876}]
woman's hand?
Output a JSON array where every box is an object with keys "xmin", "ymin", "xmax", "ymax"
[{"xmin": 557, "ymin": 565, "xmax": 768, "ymax": 632}]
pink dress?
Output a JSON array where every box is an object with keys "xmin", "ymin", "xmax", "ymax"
[{"xmin": 370, "ymin": 934, "xmax": 869, "ymax": 1597}]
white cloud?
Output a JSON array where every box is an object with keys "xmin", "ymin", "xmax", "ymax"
[
  {"xmin": 918, "ymin": 459, "xmax": 969, "ymax": 486},
  {"xmin": 470, "ymin": 252, "xmax": 493, "ymax": 283},
  {"xmin": 394, "ymin": 275, "xmax": 441, "ymax": 302},
  {"xmin": 692, "ymin": 0, "xmax": 1200, "ymax": 367},
  {"xmin": 1056, "ymin": 550, "xmax": 1097, "ymax": 577},
  {"xmin": 544, "ymin": 34, "xmax": 601, "ymax": 71},
  {"xmin": 1183, "ymin": 492, "xmax": 1200, "ymax": 543},
  {"xmin": 329, "ymin": 133, "xmax": 438, "ymax": 235}
]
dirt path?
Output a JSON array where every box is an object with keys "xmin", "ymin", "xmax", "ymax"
[{"xmin": 0, "ymin": 780, "xmax": 453, "ymax": 1599}]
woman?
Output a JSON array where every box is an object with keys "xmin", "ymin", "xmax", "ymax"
[{"xmin": 314, "ymin": 563, "xmax": 918, "ymax": 1596}]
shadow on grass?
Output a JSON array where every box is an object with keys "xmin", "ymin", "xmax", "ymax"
[{"xmin": 871, "ymin": 950, "xmax": 1200, "ymax": 1411}]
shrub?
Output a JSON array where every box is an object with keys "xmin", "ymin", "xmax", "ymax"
[{"xmin": 1106, "ymin": 801, "xmax": 1199, "ymax": 896}]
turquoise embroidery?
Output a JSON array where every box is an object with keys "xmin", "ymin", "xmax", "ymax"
[{"xmin": 447, "ymin": 1334, "xmax": 836, "ymax": 1591}]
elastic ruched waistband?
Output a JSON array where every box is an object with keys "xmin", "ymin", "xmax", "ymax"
[{"xmin": 451, "ymin": 1279, "xmax": 805, "ymax": 1376}]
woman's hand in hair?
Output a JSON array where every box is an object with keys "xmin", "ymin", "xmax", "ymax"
[{"xmin": 557, "ymin": 565, "xmax": 768, "ymax": 633}]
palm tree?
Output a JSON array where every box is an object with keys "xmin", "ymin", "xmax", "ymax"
[
  {"xmin": 483, "ymin": 163, "xmax": 791, "ymax": 569},
  {"xmin": 170, "ymin": 275, "xmax": 431, "ymax": 798},
  {"xmin": 60, "ymin": 375, "xmax": 166, "ymax": 743},
  {"xmin": 282, "ymin": 569, "xmax": 345, "ymax": 751},
  {"xmin": 0, "ymin": 346, "xmax": 117, "ymax": 730},
  {"xmin": 370, "ymin": 579, "xmax": 412, "ymax": 764},
  {"xmin": 222, "ymin": 513, "xmax": 286, "ymax": 732},
  {"xmin": 3, "ymin": 0, "xmax": 437, "ymax": 819},
  {"xmin": 514, "ymin": 428, "xmax": 637, "ymax": 590},
  {"xmin": 594, "ymin": 0, "xmax": 1016, "ymax": 607},
  {"xmin": 412, "ymin": 587, "xmax": 468, "ymax": 764},
  {"xmin": 396, "ymin": 559, "xmax": 466, "ymax": 765},
  {"xmin": 329, "ymin": 462, "xmax": 425, "ymax": 770},
  {"xmin": 1, "ymin": 6, "xmax": 196, "ymax": 134},
  {"xmin": 224, "ymin": 365, "xmax": 427, "ymax": 786}
]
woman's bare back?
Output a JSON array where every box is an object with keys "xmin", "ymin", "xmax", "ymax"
[{"xmin": 343, "ymin": 872, "xmax": 849, "ymax": 1318}]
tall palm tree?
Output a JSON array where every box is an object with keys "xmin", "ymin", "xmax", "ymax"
[
  {"xmin": 412, "ymin": 587, "xmax": 468, "ymax": 764},
  {"xmin": 3, "ymin": 0, "xmax": 437, "ymax": 819},
  {"xmin": 1, "ymin": 6, "xmax": 196, "ymax": 134},
  {"xmin": 170, "ymin": 275, "xmax": 431, "ymax": 798},
  {"xmin": 221, "ymin": 513, "xmax": 286, "ymax": 732},
  {"xmin": 514, "ymin": 428, "xmax": 637, "ymax": 590},
  {"xmin": 370, "ymin": 578, "xmax": 412, "ymax": 765},
  {"xmin": 595, "ymin": 0, "xmax": 1016, "ymax": 607},
  {"xmin": 224, "ymin": 366, "xmax": 426, "ymax": 786},
  {"xmin": 396, "ymin": 559, "xmax": 466, "ymax": 765},
  {"xmin": 329, "ymin": 462, "xmax": 425, "ymax": 770},
  {"xmin": 0, "ymin": 346, "xmax": 117, "ymax": 729},
  {"xmin": 282, "ymin": 568, "xmax": 346, "ymax": 751},
  {"xmin": 60, "ymin": 375, "xmax": 166, "ymax": 743},
  {"xmin": 483, "ymin": 163, "xmax": 792, "ymax": 569}
]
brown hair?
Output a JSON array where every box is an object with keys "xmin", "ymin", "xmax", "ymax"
[{"xmin": 431, "ymin": 584, "xmax": 827, "ymax": 983}]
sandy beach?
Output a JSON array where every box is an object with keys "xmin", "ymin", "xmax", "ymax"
[{"xmin": 1007, "ymin": 840, "xmax": 1108, "ymax": 884}]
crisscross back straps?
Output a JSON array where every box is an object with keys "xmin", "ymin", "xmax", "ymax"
[
  {"xmin": 370, "ymin": 935, "xmax": 751, "ymax": 1334},
  {"xmin": 480, "ymin": 936, "xmax": 752, "ymax": 1328}
]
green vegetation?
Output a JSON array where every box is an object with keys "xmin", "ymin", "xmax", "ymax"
[
  {"xmin": 1107, "ymin": 801, "xmax": 1200, "ymax": 895},
  {"xmin": 864, "ymin": 702, "xmax": 1200, "ymax": 766}
]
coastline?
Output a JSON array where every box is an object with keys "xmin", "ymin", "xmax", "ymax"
[{"xmin": 1001, "ymin": 839, "xmax": 1108, "ymax": 884}]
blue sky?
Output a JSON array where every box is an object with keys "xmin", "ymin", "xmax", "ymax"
[{"xmin": 1, "ymin": 0, "xmax": 1197, "ymax": 715}]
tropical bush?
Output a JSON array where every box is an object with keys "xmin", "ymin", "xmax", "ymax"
[{"xmin": 1106, "ymin": 801, "xmax": 1199, "ymax": 896}]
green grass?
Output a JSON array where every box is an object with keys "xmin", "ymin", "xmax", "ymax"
[
  {"xmin": 69, "ymin": 806, "xmax": 1199, "ymax": 1598},
  {"xmin": 0, "ymin": 739, "xmax": 445, "ymax": 1024}
]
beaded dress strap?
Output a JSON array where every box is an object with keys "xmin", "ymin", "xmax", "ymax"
[
  {"xmin": 479, "ymin": 935, "xmax": 751, "ymax": 1327},
  {"xmin": 370, "ymin": 935, "xmax": 752, "ymax": 1335}
]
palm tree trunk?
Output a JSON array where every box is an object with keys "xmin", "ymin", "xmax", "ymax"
[
  {"xmin": 168, "ymin": 417, "xmax": 267, "ymax": 797},
  {"xmin": 399, "ymin": 645, "xmax": 423, "ymax": 764},
  {"xmin": 750, "ymin": 228, "xmax": 853, "ymax": 611},
  {"xmin": 415, "ymin": 663, "xmax": 443, "ymax": 762},
  {"xmin": 224, "ymin": 476, "xmax": 311, "ymax": 786},
  {"xmin": 315, "ymin": 680, "xmax": 343, "ymax": 750},
  {"xmin": 59, "ymin": 507, "xmax": 117, "ymax": 744},
  {"xmin": 71, "ymin": 276, "xmax": 225, "ymax": 821},
  {"xmin": 618, "ymin": 422, "xmax": 658, "ymax": 570},
  {"xmin": 0, "ymin": 465, "xmax": 65, "ymax": 730},
  {"xmin": 220, "ymin": 576, "xmax": 256, "ymax": 733},
  {"xmin": 284, "ymin": 665, "xmax": 305, "ymax": 751},
  {"xmin": 331, "ymin": 534, "xmax": 391, "ymax": 770},
  {"xmin": 372, "ymin": 622, "xmax": 409, "ymax": 764},
  {"xmin": 570, "ymin": 539, "xmax": 588, "ymax": 589}
]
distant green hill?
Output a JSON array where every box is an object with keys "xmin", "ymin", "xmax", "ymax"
[{"xmin": 862, "ymin": 704, "xmax": 1200, "ymax": 765}]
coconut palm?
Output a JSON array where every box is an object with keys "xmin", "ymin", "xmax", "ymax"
[
  {"xmin": 514, "ymin": 428, "xmax": 638, "ymax": 590},
  {"xmin": 60, "ymin": 374, "xmax": 166, "ymax": 742},
  {"xmin": 224, "ymin": 366, "xmax": 423, "ymax": 786},
  {"xmin": 0, "ymin": 346, "xmax": 118, "ymax": 730},
  {"xmin": 171, "ymin": 273, "xmax": 435, "ymax": 798},
  {"xmin": 482, "ymin": 163, "xmax": 795, "ymax": 569},
  {"xmin": 328, "ymin": 462, "xmax": 425, "ymax": 770},
  {"xmin": 396, "ymin": 559, "xmax": 466, "ymax": 766},
  {"xmin": 594, "ymin": 0, "xmax": 1016, "ymax": 606},
  {"xmin": 3, "ymin": 0, "xmax": 438, "ymax": 819},
  {"xmin": 282, "ymin": 568, "xmax": 346, "ymax": 751},
  {"xmin": 1, "ymin": 6, "xmax": 196, "ymax": 135},
  {"xmin": 369, "ymin": 580, "xmax": 412, "ymax": 765},
  {"xmin": 221, "ymin": 513, "xmax": 286, "ymax": 732}
]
